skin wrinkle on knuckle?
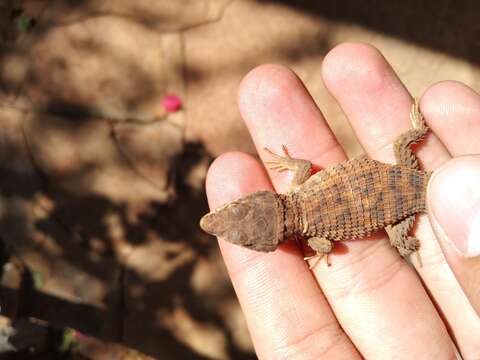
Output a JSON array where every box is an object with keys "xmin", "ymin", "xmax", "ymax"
[
  {"xmin": 465, "ymin": 273, "xmax": 480, "ymax": 303},
  {"xmin": 269, "ymin": 318, "xmax": 348, "ymax": 360},
  {"xmin": 370, "ymin": 139, "xmax": 397, "ymax": 163},
  {"xmin": 326, "ymin": 242, "xmax": 406, "ymax": 300},
  {"xmin": 415, "ymin": 144, "xmax": 451, "ymax": 172},
  {"xmin": 463, "ymin": 342, "xmax": 480, "ymax": 360},
  {"xmin": 414, "ymin": 219, "xmax": 451, "ymax": 269},
  {"xmin": 234, "ymin": 262, "xmax": 289, "ymax": 318},
  {"xmin": 365, "ymin": 108, "xmax": 417, "ymax": 159},
  {"xmin": 221, "ymin": 246, "xmax": 268, "ymax": 279},
  {"xmin": 419, "ymin": 245, "xmax": 451, "ymax": 270},
  {"xmin": 230, "ymin": 250, "xmax": 306, "ymax": 304},
  {"xmin": 310, "ymin": 140, "xmax": 345, "ymax": 167}
]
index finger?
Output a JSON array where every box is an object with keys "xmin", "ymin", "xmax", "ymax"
[{"xmin": 205, "ymin": 152, "xmax": 359, "ymax": 359}]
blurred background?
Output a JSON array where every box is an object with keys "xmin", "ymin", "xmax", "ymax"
[{"xmin": 0, "ymin": 0, "xmax": 479, "ymax": 359}]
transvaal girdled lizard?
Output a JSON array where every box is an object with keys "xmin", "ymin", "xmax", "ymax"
[{"xmin": 200, "ymin": 99, "xmax": 430, "ymax": 266}]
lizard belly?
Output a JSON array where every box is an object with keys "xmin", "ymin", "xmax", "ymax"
[{"xmin": 295, "ymin": 157, "xmax": 430, "ymax": 241}]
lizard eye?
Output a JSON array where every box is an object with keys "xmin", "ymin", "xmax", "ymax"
[{"xmin": 229, "ymin": 204, "xmax": 249, "ymax": 220}]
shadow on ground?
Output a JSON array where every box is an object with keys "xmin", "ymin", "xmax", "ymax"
[
  {"xmin": 0, "ymin": 0, "xmax": 478, "ymax": 359},
  {"xmin": 260, "ymin": 0, "xmax": 480, "ymax": 64}
]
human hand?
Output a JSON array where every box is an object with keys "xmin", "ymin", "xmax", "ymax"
[{"xmin": 204, "ymin": 43, "xmax": 480, "ymax": 359}]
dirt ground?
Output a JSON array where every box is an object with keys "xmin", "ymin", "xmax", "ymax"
[{"xmin": 0, "ymin": 0, "xmax": 479, "ymax": 359}]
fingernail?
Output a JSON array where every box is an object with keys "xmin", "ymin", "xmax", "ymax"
[{"xmin": 428, "ymin": 156, "xmax": 480, "ymax": 258}]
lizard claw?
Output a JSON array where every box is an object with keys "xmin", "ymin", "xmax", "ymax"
[
  {"xmin": 264, "ymin": 145, "xmax": 297, "ymax": 173},
  {"xmin": 304, "ymin": 253, "xmax": 331, "ymax": 269},
  {"xmin": 265, "ymin": 162, "xmax": 290, "ymax": 172},
  {"xmin": 264, "ymin": 145, "xmax": 291, "ymax": 159},
  {"xmin": 263, "ymin": 144, "xmax": 312, "ymax": 188},
  {"xmin": 410, "ymin": 98, "xmax": 424, "ymax": 130},
  {"xmin": 281, "ymin": 144, "xmax": 290, "ymax": 157}
]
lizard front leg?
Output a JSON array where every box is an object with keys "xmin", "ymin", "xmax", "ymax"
[
  {"xmin": 304, "ymin": 237, "xmax": 333, "ymax": 268},
  {"xmin": 264, "ymin": 145, "xmax": 312, "ymax": 190},
  {"xmin": 387, "ymin": 99, "xmax": 428, "ymax": 259},
  {"xmin": 265, "ymin": 146, "xmax": 325, "ymax": 267}
]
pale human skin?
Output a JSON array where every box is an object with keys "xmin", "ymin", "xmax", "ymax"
[{"xmin": 204, "ymin": 43, "xmax": 480, "ymax": 359}]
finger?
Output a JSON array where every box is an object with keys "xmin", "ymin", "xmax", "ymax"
[
  {"xmin": 421, "ymin": 81, "xmax": 480, "ymax": 356},
  {"xmin": 428, "ymin": 156, "xmax": 480, "ymax": 316},
  {"xmin": 238, "ymin": 65, "xmax": 346, "ymax": 193},
  {"xmin": 206, "ymin": 152, "xmax": 360, "ymax": 359},
  {"xmin": 322, "ymin": 44, "xmax": 451, "ymax": 169},
  {"xmin": 421, "ymin": 81, "xmax": 480, "ymax": 155},
  {"xmin": 322, "ymin": 43, "xmax": 454, "ymax": 357}
]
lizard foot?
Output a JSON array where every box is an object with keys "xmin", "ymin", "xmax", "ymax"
[
  {"xmin": 305, "ymin": 237, "xmax": 333, "ymax": 269},
  {"xmin": 397, "ymin": 236, "xmax": 422, "ymax": 267},
  {"xmin": 410, "ymin": 98, "xmax": 424, "ymax": 130},
  {"xmin": 264, "ymin": 145, "xmax": 312, "ymax": 189},
  {"xmin": 304, "ymin": 253, "xmax": 331, "ymax": 269},
  {"xmin": 396, "ymin": 236, "xmax": 420, "ymax": 257},
  {"xmin": 264, "ymin": 145, "xmax": 297, "ymax": 171}
]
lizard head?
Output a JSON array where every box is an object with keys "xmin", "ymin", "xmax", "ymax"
[{"xmin": 199, "ymin": 190, "xmax": 284, "ymax": 252}]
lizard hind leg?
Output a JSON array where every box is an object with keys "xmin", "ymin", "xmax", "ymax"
[
  {"xmin": 385, "ymin": 216, "xmax": 421, "ymax": 265},
  {"xmin": 387, "ymin": 99, "xmax": 427, "ymax": 262},
  {"xmin": 304, "ymin": 237, "xmax": 333, "ymax": 269}
]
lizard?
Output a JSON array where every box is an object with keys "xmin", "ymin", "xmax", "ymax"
[{"xmin": 200, "ymin": 99, "xmax": 430, "ymax": 267}]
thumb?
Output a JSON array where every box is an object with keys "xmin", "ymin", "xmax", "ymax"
[{"xmin": 427, "ymin": 155, "xmax": 480, "ymax": 316}]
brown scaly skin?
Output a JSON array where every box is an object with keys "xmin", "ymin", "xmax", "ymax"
[
  {"xmin": 200, "ymin": 190, "xmax": 285, "ymax": 252},
  {"xmin": 200, "ymin": 99, "xmax": 430, "ymax": 264}
]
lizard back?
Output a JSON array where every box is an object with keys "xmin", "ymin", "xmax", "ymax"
[{"xmin": 288, "ymin": 156, "xmax": 431, "ymax": 241}]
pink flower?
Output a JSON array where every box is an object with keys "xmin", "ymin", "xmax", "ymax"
[{"xmin": 162, "ymin": 94, "xmax": 182, "ymax": 113}]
